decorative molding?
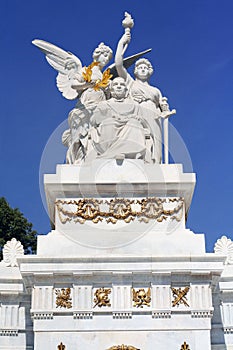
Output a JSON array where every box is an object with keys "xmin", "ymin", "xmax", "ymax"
[
  {"xmin": 171, "ymin": 287, "xmax": 190, "ymax": 307},
  {"xmin": 0, "ymin": 329, "xmax": 18, "ymax": 336},
  {"xmin": 31, "ymin": 312, "xmax": 53, "ymax": 320},
  {"xmin": 224, "ymin": 327, "xmax": 233, "ymax": 334},
  {"xmin": 73, "ymin": 311, "xmax": 93, "ymax": 319},
  {"xmin": 152, "ymin": 310, "xmax": 171, "ymax": 318},
  {"xmin": 132, "ymin": 288, "xmax": 151, "ymax": 308},
  {"xmin": 191, "ymin": 310, "xmax": 213, "ymax": 318},
  {"xmin": 55, "ymin": 288, "xmax": 72, "ymax": 309},
  {"xmin": 2, "ymin": 238, "xmax": 24, "ymax": 267},
  {"xmin": 55, "ymin": 197, "xmax": 184, "ymax": 224},
  {"xmin": 214, "ymin": 236, "xmax": 233, "ymax": 264},
  {"xmin": 94, "ymin": 288, "xmax": 111, "ymax": 308},
  {"xmin": 112, "ymin": 311, "xmax": 132, "ymax": 319}
]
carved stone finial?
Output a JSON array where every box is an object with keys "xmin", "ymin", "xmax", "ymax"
[
  {"xmin": 2, "ymin": 238, "xmax": 24, "ymax": 267},
  {"xmin": 214, "ymin": 235, "xmax": 233, "ymax": 264}
]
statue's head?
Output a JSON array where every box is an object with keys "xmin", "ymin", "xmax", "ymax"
[
  {"xmin": 93, "ymin": 42, "xmax": 113, "ymax": 68},
  {"xmin": 110, "ymin": 77, "xmax": 127, "ymax": 100},
  {"xmin": 134, "ymin": 58, "xmax": 154, "ymax": 81}
]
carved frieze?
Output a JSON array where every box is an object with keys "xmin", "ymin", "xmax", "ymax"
[{"xmin": 56, "ymin": 197, "xmax": 184, "ymax": 224}]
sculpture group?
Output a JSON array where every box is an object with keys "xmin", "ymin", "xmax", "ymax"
[{"xmin": 33, "ymin": 12, "xmax": 175, "ymax": 164}]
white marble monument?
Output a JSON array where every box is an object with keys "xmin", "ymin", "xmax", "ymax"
[{"xmin": 0, "ymin": 12, "xmax": 232, "ymax": 350}]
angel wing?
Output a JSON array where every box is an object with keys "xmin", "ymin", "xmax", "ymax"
[
  {"xmin": 32, "ymin": 39, "xmax": 83, "ymax": 100},
  {"xmin": 108, "ymin": 48, "xmax": 152, "ymax": 79}
]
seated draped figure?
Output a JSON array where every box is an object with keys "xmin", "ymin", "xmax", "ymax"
[{"xmin": 89, "ymin": 77, "xmax": 159, "ymax": 162}]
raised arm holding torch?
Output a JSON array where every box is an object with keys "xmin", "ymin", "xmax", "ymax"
[{"xmin": 121, "ymin": 12, "xmax": 134, "ymax": 55}]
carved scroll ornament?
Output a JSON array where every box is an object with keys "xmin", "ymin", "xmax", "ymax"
[{"xmin": 56, "ymin": 197, "xmax": 184, "ymax": 224}]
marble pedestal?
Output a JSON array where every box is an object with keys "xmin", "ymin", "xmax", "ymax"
[
  {"xmin": 1, "ymin": 160, "xmax": 231, "ymax": 350},
  {"xmin": 18, "ymin": 161, "xmax": 224, "ymax": 350}
]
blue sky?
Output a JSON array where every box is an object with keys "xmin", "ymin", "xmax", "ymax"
[{"xmin": 0, "ymin": 0, "xmax": 232, "ymax": 252}]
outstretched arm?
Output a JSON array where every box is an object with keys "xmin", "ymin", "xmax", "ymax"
[{"xmin": 115, "ymin": 32, "xmax": 131, "ymax": 80}]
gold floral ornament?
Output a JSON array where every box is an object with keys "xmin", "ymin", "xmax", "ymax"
[
  {"xmin": 132, "ymin": 288, "xmax": 151, "ymax": 308},
  {"xmin": 76, "ymin": 199, "xmax": 103, "ymax": 223},
  {"xmin": 55, "ymin": 197, "xmax": 184, "ymax": 225},
  {"xmin": 55, "ymin": 288, "xmax": 72, "ymax": 309},
  {"xmin": 57, "ymin": 343, "xmax": 66, "ymax": 350},
  {"xmin": 94, "ymin": 288, "xmax": 111, "ymax": 308},
  {"xmin": 171, "ymin": 287, "xmax": 190, "ymax": 307},
  {"xmin": 107, "ymin": 198, "xmax": 136, "ymax": 224},
  {"xmin": 180, "ymin": 342, "xmax": 190, "ymax": 350},
  {"xmin": 107, "ymin": 345, "xmax": 139, "ymax": 350}
]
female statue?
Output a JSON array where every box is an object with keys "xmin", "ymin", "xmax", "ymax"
[{"xmin": 115, "ymin": 32, "xmax": 170, "ymax": 163}]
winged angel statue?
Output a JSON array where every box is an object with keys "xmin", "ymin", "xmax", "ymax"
[
  {"xmin": 33, "ymin": 13, "xmax": 151, "ymax": 164},
  {"xmin": 33, "ymin": 39, "xmax": 113, "ymax": 163}
]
